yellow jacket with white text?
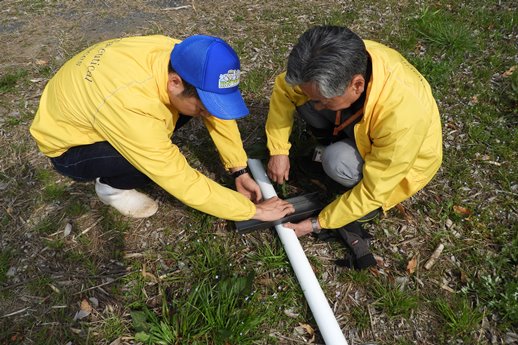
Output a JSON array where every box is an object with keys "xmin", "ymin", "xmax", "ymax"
[
  {"xmin": 266, "ymin": 40, "xmax": 443, "ymax": 229},
  {"xmin": 30, "ymin": 35, "xmax": 256, "ymax": 221}
]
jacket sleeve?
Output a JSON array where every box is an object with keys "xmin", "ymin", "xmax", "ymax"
[
  {"xmin": 318, "ymin": 95, "xmax": 431, "ymax": 229},
  {"xmin": 94, "ymin": 99, "xmax": 256, "ymax": 221},
  {"xmin": 265, "ymin": 72, "xmax": 309, "ymax": 155},
  {"xmin": 202, "ymin": 116, "xmax": 248, "ymax": 169}
]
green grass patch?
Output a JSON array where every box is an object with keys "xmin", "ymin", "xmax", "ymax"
[
  {"xmin": 435, "ymin": 295, "xmax": 482, "ymax": 341},
  {"xmin": 350, "ymin": 304, "xmax": 370, "ymax": 331},
  {"xmin": 132, "ymin": 273, "xmax": 265, "ymax": 344},
  {"xmin": 246, "ymin": 237, "xmax": 289, "ymax": 272},
  {"xmin": 411, "ymin": 8, "xmax": 475, "ymax": 56},
  {"xmin": 0, "ymin": 250, "xmax": 12, "ymax": 284},
  {"xmin": 0, "ymin": 69, "xmax": 28, "ymax": 94},
  {"xmin": 371, "ymin": 279, "xmax": 419, "ymax": 318}
]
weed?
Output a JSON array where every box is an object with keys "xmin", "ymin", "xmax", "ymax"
[
  {"xmin": 99, "ymin": 313, "xmax": 128, "ymax": 341},
  {"xmin": 132, "ymin": 273, "xmax": 264, "ymax": 344},
  {"xmin": 0, "ymin": 69, "xmax": 27, "ymax": 94},
  {"xmin": 64, "ymin": 199, "xmax": 89, "ymax": 217},
  {"xmin": 33, "ymin": 217, "xmax": 58, "ymax": 234},
  {"xmin": 435, "ymin": 295, "xmax": 482, "ymax": 340},
  {"xmin": 0, "ymin": 250, "xmax": 12, "ymax": 284},
  {"xmin": 350, "ymin": 305, "xmax": 370, "ymax": 331},
  {"xmin": 371, "ymin": 279, "xmax": 419, "ymax": 318},
  {"xmin": 412, "ymin": 8, "xmax": 474, "ymax": 55},
  {"xmin": 241, "ymin": 67, "xmax": 271, "ymax": 96},
  {"xmin": 42, "ymin": 183, "xmax": 67, "ymax": 201},
  {"xmin": 246, "ymin": 237, "xmax": 289, "ymax": 272}
]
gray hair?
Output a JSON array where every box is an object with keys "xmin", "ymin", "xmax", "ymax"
[{"xmin": 285, "ymin": 26, "xmax": 368, "ymax": 98}]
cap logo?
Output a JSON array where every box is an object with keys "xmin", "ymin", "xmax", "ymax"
[{"xmin": 218, "ymin": 69, "xmax": 240, "ymax": 89}]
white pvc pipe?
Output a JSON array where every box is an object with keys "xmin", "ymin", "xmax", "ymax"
[{"xmin": 248, "ymin": 159, "xmax": 348, "ymax": 345}]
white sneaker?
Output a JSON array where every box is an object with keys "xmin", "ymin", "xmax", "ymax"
[{"xmin": 95, "ymin": 178, "xmax": 158, "ymax": 218}]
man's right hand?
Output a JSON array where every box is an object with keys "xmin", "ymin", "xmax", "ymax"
[
  {"xmin": 253, "ymin": 196, "xmax": 295, "ymax": 222},
  {"xmin": 267, "ymin": 154, "xmax": 290, "ymax": 184}
]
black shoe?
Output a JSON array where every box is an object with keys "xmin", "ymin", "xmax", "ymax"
[{"xmin": 337, "ymin": 222, "xmax": 377, "ymax": 270}]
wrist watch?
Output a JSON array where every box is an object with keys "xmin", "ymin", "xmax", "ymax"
[
  {"xmin": 310, "ymin": 217, "xmax": 321, "ymax": 234},
  {"xmin": 231, "ymin": 167, "xmax": 249, "ymax": 179}
]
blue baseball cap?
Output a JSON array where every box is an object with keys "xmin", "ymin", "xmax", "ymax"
[{"xmin": 170, "ymin": 35, "xmax": 249, "ymax": 120}]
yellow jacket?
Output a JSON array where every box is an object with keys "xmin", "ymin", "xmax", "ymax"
[
  {"xmin": 266, "ymin": 40, "xmax": 442, "ymax": 229},
  {"xmin": 30, "ymin": 35, "xmax": 256, "ymax": 220}
]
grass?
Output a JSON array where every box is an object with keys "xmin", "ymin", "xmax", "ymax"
[
  {"xmin": 371, "ymin": 279, "xmax": 419, "ymax": 318},
  {"xmin": 435, "ymin": 295, "xmax": 483, "ymax": 340},
  {"xmin": 0, "ymin": 69, "xmax": 27, "ymax": 94},
  {"xmin": 0, "ymin": 0, "xmax": 516, "ymax": 344}
]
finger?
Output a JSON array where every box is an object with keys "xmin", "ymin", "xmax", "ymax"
[{"xmin": 283, "ymin": 222, "xmax": 294, "ymax": 229}]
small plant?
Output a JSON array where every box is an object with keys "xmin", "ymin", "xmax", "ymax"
[
  {"xmin": 412, "ymin": 8, "xmax": 474, "ymax": 54},
  {"xmin": 0, "ymin": 250, "xmax": 11, "ymax": 284},
  {"xmin": 99, "ymin": 312, "xmax": 128, "ymax": 341},
  {"xmin": 371, "ymin": 279, "xmax": 419, "ymax": 318},
  {"xmin": 435, "ymin": 295, "xmax": 482, "ymax": 339},
  {"xmin": 246, "ymin": 237, "xmax": 289, "ymax": 272},
  {"xmin": 350, "ymin": 305, "xmax": 370, "ymax": 331},
  {"xmin": 132, "ymin": 273, "xmax": 264, "ymax": 344},
  {"xmin": 241, "ymin": 67, "xmax": 271, "ymax": 96},
  {"xmin": 0, "ymin": 69, "xmax": 27, "ymax": 94}
]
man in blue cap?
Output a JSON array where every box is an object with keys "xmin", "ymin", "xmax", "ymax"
[{"xmin": 30, "ymin": 34, "xmax": 294, "ymax": 222}]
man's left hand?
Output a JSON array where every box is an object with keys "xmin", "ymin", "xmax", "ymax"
[
  {"xmin": 283, "ymin": 218, "xmax": 315, "ymax": 237},
  {"xmin": 235, "ymin": 173, "xmax": 262, "ymax": 203}
]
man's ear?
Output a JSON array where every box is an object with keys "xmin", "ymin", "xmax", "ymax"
[
  {"xmin": 351, "ymin": 75, "xmax": 365, "ymax": 95},
  {"xmin": 167, "ymin": 73, "xmax": 184, "ymax": 94}
]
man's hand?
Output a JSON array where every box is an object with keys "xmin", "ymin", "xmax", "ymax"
[
  {"xmin": 283, "ymin": 218, "xmax": 317, "ymax": 237},
  {"xmin": 235, "ymin": 173, "xmax": 262, "ymax": 203},
  {"xmin": 253, "ymin": 196, "xmax": 295, "ymax": 222},
  {"xmin": 267, "ymin": 154, "xmax": 290, "ymax": 184}
]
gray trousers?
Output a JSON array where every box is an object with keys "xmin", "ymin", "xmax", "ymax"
[{"xmin": 297, "ymin": 103, "xmax": 364, "ymax": 188}]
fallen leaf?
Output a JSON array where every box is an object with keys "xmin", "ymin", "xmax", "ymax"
[
  {"xmin": 64, "ymin": 223, "xmax": 72, "ymax": 237},
  {"xmin": 453, "ymin": 205, "xmax": 472, "ymax": 216},
  {"xmin": 445, "ymin": 218, "xmax": 453, "ymax": 228},
  {"xmin": 73, "ymin": 309, "xmax": 90, "ymax": 320},
  {"xmin": 35, "ymin": 59, "xmax": 48, "ymax": 65},
  {"xmin": 284, "ymin": 308, "xmax": 299, "ymax": 318},
  {"xmin": 48, "ymin": 283, "xmax": 60, "ymax": 294},
  {"xmin": 299, "ymin": 323, "xmax": 315, "ymax": 336},
  {"xmin": 460, "ymin": 270, "xmax": 469, "ymax": 284},
  {"xmin": 80, "ymin": 299, "xmax": 92, "ymax": 313},
  {"xmin": 406, "ymin": 256, "xmax": 418, "ymax": 274},
  {"xmin": 502, "ymin": 65, "xmax": 517, "ymax": 77},
  {"xmin": 395, "ymin": 203, "xmax": 414, "ymax": 222},
  {"xmin": 141, "ymin": 264, "xmax": 159, "ymax": 283}
]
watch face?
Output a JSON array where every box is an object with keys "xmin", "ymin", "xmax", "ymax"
[{"xmin": 311, "ymin": 218, "xmax": 320, "ymax": 233}]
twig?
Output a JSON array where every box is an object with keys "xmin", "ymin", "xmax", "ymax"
[
  {"xmin": 1, "ymin": 307, "xmax": 30, "ymax": 319},
  {"xmin": 0, "ymin": 270, "xmax": 130, "ymax": 292},
  {"xmin": 367, "ymin": 304, "xmax": 377, "ymax": 340},
  {"xmin": 163, "ymin": 5, "xmax": 190, "ymax": 10},
  {"xmin": 72, "ymin": 270, "xmax": 135, "ymax": 295},
  {"xmin": 78, "ymin": 217, "xmax": 104, "ymax": 236},
  {"xmin": 424, "ymin": 243, "xmax": 445, "ymax": 270},
  {"xmin": 274, "ymin": 334, "xmax": 313, "ymax": 344}
]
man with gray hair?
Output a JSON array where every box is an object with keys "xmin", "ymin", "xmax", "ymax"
[{"xmin": 265, "ymin": 26, "xmax": 442, "ymax": 269}]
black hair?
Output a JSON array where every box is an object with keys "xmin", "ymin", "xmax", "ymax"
[
  {"xmin": 168, "ymin": 62, "xmax": 200, "ymax": 99},
  {"xmin": 286, "ymin": 26, "xmax": 368, "ymax": 98}
]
